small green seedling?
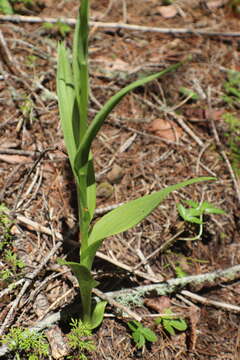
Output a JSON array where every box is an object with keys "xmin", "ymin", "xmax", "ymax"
[
  {"xmin": 57, "ymin": 0, "xmax": 215, "ymax": 329},
  {"xmin": 155, "ymin": 309, "xmax": 187, "ymax": 336},
  {"xmin": 177, "ymin": 200, "xmax": 225, "ymax": 240},
  {"xmin": 127, "ymin": 320, "xmax": 157, "ymax": 349},
  {"xmin": 67, "ymin": 318, "xmax": 96, "ymax": 360},
  {"xmin": 1, "ymin": 327, "xmax": 49, "ymax": 360}
]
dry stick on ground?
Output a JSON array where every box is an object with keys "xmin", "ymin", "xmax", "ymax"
[
  {"xmin": 181, "ymin": 290, "xmax": 240, "ymax": 312},
  {"xmin": 106, "ymin": 264, "xmax": 240, "ymax": 304},
  {"xmin": 207, "ymin": 87, "xmax": 240, "ymax": 205},
  {"xmin": 0, "ymin": 15, "xmax": 240, "ymax": 37}
]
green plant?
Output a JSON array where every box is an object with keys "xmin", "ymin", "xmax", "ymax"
[
  {"xmin": 223, "ymin": 112, "xmax": 240, "ymax": 174},
  {"xmin": 127, "ymin": 320, "xmax": 157, "ymax": 349},
  {"xmin": 67, "ymin": 318, "xmax": 95, "ymax": 360},
  {"xmin": 155, "ymin": 309, "xmax": 187, "ymax": 336},
  {"xmin": 57, "ymin": 0, "xmax": 215, "ymax": 329},
  {"xmin": 1, "ymin": 327, "xmax": 49, "ymax": 360},
  {"xmin": 43, "ymin": 21, "xmax": 71, "ymax": 37},
  {"xmin": 177, "ymin": 199, "xmax": 225, "ymax": 240}
]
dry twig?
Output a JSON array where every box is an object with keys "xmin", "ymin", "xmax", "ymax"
[{"xmin": 0, "ymin": 15, "xmax": 240, "ymax": 37}]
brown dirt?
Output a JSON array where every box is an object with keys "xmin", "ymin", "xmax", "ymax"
[{"xmin": 0, "ymin": 0, "xmax": 240, "ymax": 359}]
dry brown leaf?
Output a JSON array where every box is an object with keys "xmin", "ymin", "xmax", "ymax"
[
  {"xmin": 0, "ymin": 154, "xmax": 30, "ymax": 164},
  {"xmin": 157, "ymin": 5, "xmax": 178, "ymax": 18},
  {"xmin": 149, "ymin": 118, "xmax": 183, "ymax": 141},
  {"xmin": 144, "ymin": 296, "xmax": 171, "ymax": 313}
]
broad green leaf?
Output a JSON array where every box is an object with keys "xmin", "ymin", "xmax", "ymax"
[
  {"xmin": 90, "ymin": 301, "xmax": 107, "ymax": 329},
  {"xmin": 89, "ymin": 177, "xmax": 215, "ymax": 245},
  {"xmin": 57, "ymin": 43, "xmax": 79, "ymax": 168},
  {"xmin": 127, "ymin": 321, "xmax": 139, "ymax": 331},
  {"xmin": 74, "ymin": 61, "xmax": 184, "ymax": 169},
  {"xmin": 163, "ymin": 320, "xmax": 175, "ymax": 335},
  {"xmin": 133, "ymin": 332, "xmax": 145, "ymax": 349},
  {"xmin": 141, "ymin": 327, "xmax": 158, "ymax": 342},
  {"xmin": 171, "ymin": 319, "xmax": 187, "ymax": 331}
]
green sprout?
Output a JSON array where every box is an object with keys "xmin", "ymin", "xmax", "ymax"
[
  {"xmin": 1, "ymin": 327, "xmax": 49, "ymax": 360},
  {"xmin": 57, "ymin": 0, "xmax": 215, "ymax": 329},
  {"xmin": 155, "ymin": 308, "xmax": 187, "ymax": 336},
  {"xmin": 67, "ymin": 318, "xmax": 96, "ymax": 360},
  {"xmin": 127, "ymin": 320, "xmax": 157, "ymax": 349},
  {"xmin": 177, "ymin": 199, "xmax": 225, "ymax": 241}
]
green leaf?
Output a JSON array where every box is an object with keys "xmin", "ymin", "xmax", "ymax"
[
  {"xmin": 184, "ymin": 199, "xmax": 199, "ymax": 208},
  {"xmin": 171, "ymin": 319, "xmax": 187, "ymax": 331},
  {"xmin": 57, "ymin": 43, "xmax": 79, "ymax": 168},
  {"xmin": 59, "ymin": 260, "xmax": 98, "ymax": 323},
  {"xmin": 141, "ymin": 327, "xmax": 158, "ymax": 342},
  {"xmin": 89, "ymin": 177, "xmax": 215, "ymax": 245},
  {"xmin": 200, "ymin": 201, "xmax": 225, "ymax": 215},
  {"xmin": 127, "ymin": 320, "xmax": 140, "ymax": 331},
  {"xmin": 73, "ymin": 5, "xmax": 88, "ymax": 141},
  {"xmin": 133, "ymin": 332, "xmax": 145, "ymax": 349},
  {"xmin": 163, "ymin": 320, "xmax": 175, "ymax": 335},
  {"xmin": 90, "ymin": 301, "xmax": 107, "ymax": 329},
  {"xmin": 86, "ymin": 153, "xmax": 96, "ymax": 221},
  {"xmin": 75, "ymin": 61, "xmax": 184, "ymax": 169},
  {"xmin": 0, "ymin": 0, "xmax": 13, "ymax": 14},
  {"xmin": 177, "ymin": 203, "xmax": 203, "ymax": 224}
]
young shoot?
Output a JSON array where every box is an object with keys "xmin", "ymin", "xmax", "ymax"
[{"xmin": 57, "ymin": 0, "xmax": 215, "ymax": 329}]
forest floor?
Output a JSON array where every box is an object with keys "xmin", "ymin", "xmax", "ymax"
[{"xmin": 0, "ymin": 0, "xmax": 240, "ymax": 359}]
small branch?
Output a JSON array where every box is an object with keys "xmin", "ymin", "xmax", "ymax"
[
  {"xmin": 106, "ymin": 264, "xmax": 240, "ymax": 304},
  {"xmin": 181, "ymin": 290, "xmax": 240, "ymax": 313},
  {"xmin": 0, "ymin": 15, "xmax": 240, "ymax": 37}
]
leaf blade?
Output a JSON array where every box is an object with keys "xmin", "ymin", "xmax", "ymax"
[{"xmin": 89, "ymin": 177, "xmax": 215, "ymax": 245}]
